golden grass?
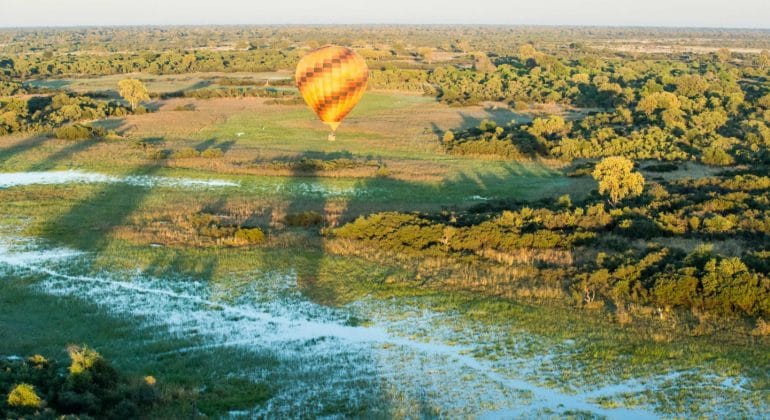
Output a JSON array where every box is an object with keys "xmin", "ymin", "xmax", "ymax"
[{"xmin": 324, "ymin": 238, "xmax": 570, "ymax": 302}]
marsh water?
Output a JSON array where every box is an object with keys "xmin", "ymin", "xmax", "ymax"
[{"xmin": 0, "ymin": 171, "xmax": 764, "ymax": 418}]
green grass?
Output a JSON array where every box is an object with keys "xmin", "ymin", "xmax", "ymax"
[{"xmin": 0, "ymin": 276, "xmax": 276, "ymax": 417}]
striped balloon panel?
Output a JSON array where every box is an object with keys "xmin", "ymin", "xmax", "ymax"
[{"xmin": 295, "ymin": 45, "xmax": 369, "ymax": 130}]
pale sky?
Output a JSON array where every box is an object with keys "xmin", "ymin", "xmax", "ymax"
[{"xmin": 1, "ymin": 0, "xmax": 768, "ymax": 29}]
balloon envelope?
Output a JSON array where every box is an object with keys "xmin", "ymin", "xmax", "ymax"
[{"xmin": 295, "ymin": 45, "xmax": 369, "ymax": 133}]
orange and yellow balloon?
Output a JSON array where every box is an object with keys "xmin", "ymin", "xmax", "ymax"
[{"xmin": 295, "ymin": 45, "xmax": 369, "ymax": 140}]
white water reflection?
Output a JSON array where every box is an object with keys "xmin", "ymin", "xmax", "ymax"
[
  {"xmin": 0, "ymin": 236, "xmax": 759, "ymax": 418},
  {"xmin": 0, "ymin": 170, "xmax": 238, "ymax": 189}
]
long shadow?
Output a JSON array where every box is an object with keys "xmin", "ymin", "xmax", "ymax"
[
  {"xmin": 0, "ymin": 133, "xmax": 51, "ymax": 166},
  {"xmin": 428, "ymin": 106, "xmax": 531, "ymax": 143},
  {"xmin": 24, "ymin": 79, "xmax": 71, "ymax": 90},
  {"xmin": 39, "ymin": 161, "xmax": 165, "ymax": 251},
  {"xmin": 26, "ymin": 137, "xmax": 101, "ymax": 171},
  {"xmin": 194, "ymin": 138, "xmax": 237, "ymax": 154},
  {"xmin": 37, "ymin": 138, "xmax": 222, "ymax": 283},
  {"xmin": 161, "ymin": 80, "xmax": 213, "ymax": 99},
  {"xmin": 0, "ymin": 118, "xmax": 129, "ymax": 172},
  {"xmin": 91, "ymin": 117, "xmax": 128, "ymax": 134},
  {"xmin": 432, "ymin": 109, "xmax": 546, "ymax": 160}
]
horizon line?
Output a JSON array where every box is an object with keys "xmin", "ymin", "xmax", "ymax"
[{"xmin": 1, "ymin": 23, "xmax": 769, "ymax": 31}]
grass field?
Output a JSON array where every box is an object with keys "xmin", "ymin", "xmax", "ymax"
[{"xmin": 1, "ymin": 89, "xmax": 768, "ymax": 417}]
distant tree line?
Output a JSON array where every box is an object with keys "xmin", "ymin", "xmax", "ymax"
[{"xmin": 1, "ymin": 50, "xmax": 299, "ymax": 79}]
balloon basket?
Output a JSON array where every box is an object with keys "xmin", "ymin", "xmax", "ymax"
[{"xmin": 327, "ymin": 132, "xmax": 336, "ymax": 142}]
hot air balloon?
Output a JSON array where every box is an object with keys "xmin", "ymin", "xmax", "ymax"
[{"xmin": 295, "ymin": 45, "xmax": 369, "ymax": 141}]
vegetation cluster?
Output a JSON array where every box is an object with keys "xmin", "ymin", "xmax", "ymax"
[
  {"xmin": 331, "ymin": 166, "xmax": 770, "ymax": 325},
  {"xmin": 0, "ymin": 346, "xmax": 157, "ymax": 418}
]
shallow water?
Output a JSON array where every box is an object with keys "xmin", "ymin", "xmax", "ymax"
[
  {"xmin": 0, "ymin": 170, "xmax": 389, "ymax": 200},
  {"xmin": 2, "ymin": 234, "xmax": 763, "ymax": 418},
  {"xmin": 0, "ymin": 170, "xmax": 239, "ymax": 189}
]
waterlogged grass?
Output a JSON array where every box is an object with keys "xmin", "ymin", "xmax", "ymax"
[
  {"xmin": 3, "ymin": 236, "xmax": 767, "ymax": 417},
  {"xmin": 0, "ymin": 276, "xmax": 277, "ymax": 417},
  {"xmin": 2, "ymin": 179, "xmax": 769, "ymax": 379}
]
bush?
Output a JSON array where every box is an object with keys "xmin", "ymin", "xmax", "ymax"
[
  {"xmin": 171, "ymin": 147, "xmax": 199, "ymax": 159},
  {"xmin": 566, "ymin": 162, "xmax": 595, "ymax": 177},
  {"xmin": 7, "ymin": 383, "xmax": 42, "ymax": 408},
  {"xmin": 285, "ymin": 211, "xmax": 323, "ymax": 227},
  {"xmin": 375, "ymin": 165, "xmax": 391, "ymax": 178},
  {"xmin": 200, "ymin": 148, "xmax": 224, "ymax": 158},
  {"xmin": 701, "ymin": 146, "xmax": 735, "ymax": 166},
  {"xmin": 67, "ymin": 344, "xmax": 104, "ymax": 375},
  {"xmin": 448, "ymin": 137, "xmax": 525, "ymax": 159},
  {"xmin": 0, "ymin": 347, "xmax": 157, "ymax": 417},
  {"xmin": 173, "ymin": 103, "xmax": 196, "ymax": 111},
  {"xmin": 703, "ymin": 215, "xmax": 735, "ymax": 233},
  {"xmin": 54, "ymin": 123, "xmax": 103, "ymax": 140},
  {"xmin": 146, "ymin": 149, "xmax": 169, "ymax": 160},
  {"xmin": 234, "ymin": 227, "xmax": 266, "ymax": 244}
]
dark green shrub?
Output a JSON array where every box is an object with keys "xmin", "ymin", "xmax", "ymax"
[
  {"xmin": 54, "ymin": 123, "xmax": 103, "ymax": 140},
  {"xmin": 146, "ymin": 149, "xmax": 169, "ymax": 159},
  {"xmin": 644, "ymin": 162, "xmax": 680, "ymax": 172},
  {"xmin": 285, "ymin": 211, "xmax": 323, "ymax": 227}
]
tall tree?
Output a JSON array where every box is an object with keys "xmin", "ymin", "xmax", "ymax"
[
  {"xmin": 592, "ymin": 156, "xmax": 645, "ymax": 206},
  {"xmin": 117, "ymin": 78, "xmax": 149, "ymax": 111}
]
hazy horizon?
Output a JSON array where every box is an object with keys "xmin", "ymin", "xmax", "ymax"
[{"xmin": 3, "ymin": 0, "xmax": 769, "ymax": 29}]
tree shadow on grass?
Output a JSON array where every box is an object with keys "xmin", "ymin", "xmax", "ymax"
[
  {"xmin": 91, "ymin": 117, "xmax": 129, "ymax": 134},
  {"xmin": 195, "ymin": 138, "xmax": 237, "ymax": 153},
  {"xmin": 0, "ymin": 134, "xmax": 51, "ymax": 166},
  {"xmin": 38, "ymin": 162, "xmax": 165, "ymax": 251},
  {"xmin": 26, "ymin": 137, "xmax": 102, "ymax": 171}
]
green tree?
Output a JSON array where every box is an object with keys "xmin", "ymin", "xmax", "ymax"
[
  {"xmin": 518, "ymin": 44, "xmax": 538, "ymax": 61},
  {"xmin": 417, "ymin": 47, "xmax": 433, "ymax": 64},
  {"xmin": 7, "ymin": 383, "xmax": 42, "ymax": 408},
  {"xmin": 637, "ymin": 92, "xmax": 681, "ymax": 116},
  {"xmin": 472, "ymin": 52, "xmax": 496, "ymax": 73},
  {"xmin": 757, "ymin": 50, "xmax": 770, "ymax": 69},
  {"xmin": 442, "ymin": 130, "xmax": 455, "ymax": 143},
  {"xmin": 528, "ymin": 116, "xmax": 571, "ymax": 140},
  {"xmin": 592, "ymin": 156, "xmax": 645, "ymax": 206},
  {"xmin": 117, "ymin": 78, "xmax": 149, "ymax": 111},
  {"xmin": 674, "ymin": 74, "xmax": 708, "ymax": 98},
  {"xmin": 715, "ymin": 48, "xmax": 732, "ymax": 63},
  {"xmin": 701, "ymin": 146, "xmax": 735, "ymax": 166}
]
